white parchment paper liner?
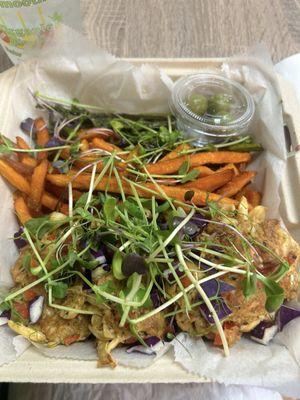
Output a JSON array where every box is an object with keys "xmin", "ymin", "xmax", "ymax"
[{"xmin": 0, "ymin": 27, "xmax": 299, "ymax": 395}]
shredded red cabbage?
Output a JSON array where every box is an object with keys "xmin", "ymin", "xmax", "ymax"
[{"xmin": 199, "ymin": 298, "xmax": 232, "ymax": 324}]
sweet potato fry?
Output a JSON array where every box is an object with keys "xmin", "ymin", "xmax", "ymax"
[
  {"xmin": 16, "ymin": 136, "xmax": 37, "ymax": 168},
  {"xmin": 92, "ymin": 138, "xmax": 125, "ymax": 159},
  {"xmin": 29, "ymin": 159, "xmax": 48, "ymax": 211},
  {"xmin": 47, "ymin": 173, "xmax": 237, "ymax": 206},
  {"xmin": 74, "ymin": 158, "xmax": 104, "ymax": 172},
  {"xmin": 78, "ymin": 128, "xmax": 114, "ymax": 141},
  {"xmin": 41, "ymin": 191, "xmax": 68, "ymax": 214},
  {"xmin": 21, "ymin": 157, "xmax": 38, "ymax": 169},
  {"xmin": 14, "ymin": 194, "xmax": 32, "ymax": 224},
  {"xmin": 217, "ymin": 171, "xmax": 256, "ymax": 197},
  {"xmin": 190, "ymin": 165, "xmax": 215, "ymax": 177},
  {"xmin": 160, "ymin": 143, "xmax": 191, "ymax": 162},
  {"xmin": 182, "ymin": 169, "xmax": 234, "ymax": 191},
  {"xmin": 217, "ymin": 163, "xmax": 239, "ymax": 176},
  {"xmin": 125, "ymin": 146, "xmax": 140, "ymax": 163},
  {"xmin": 0, "ymin": 159, "xmax": 31, "ymax": 194},
  {"xmin": 235, "ymin": 186, "xmax": 262, "ymax": 207},
  {"xmin": 46, "ymin": 182, "xmax": 83, "ymax": 201},
  {"xmin": 16, "ymin": 136, "xmax": 30, "ymax": 152},
  {"xmin": 146, "ymin": 151, "xmax": 251, "ymax": 175},
  {"xmin": 34, "ymin": 118, "xmax": 50, "ymax": 160},
  {"xmin": 60, "ymin": 148, "xmax": 71, "ymax": 160},
  {"xmin": 4, "ymin": 158, "xmax": 34, "ymax": 176}
]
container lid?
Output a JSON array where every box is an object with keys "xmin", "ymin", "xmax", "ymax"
[{"xmin": 171, "ymin": 73, "xmax": 255, "ymax": 137}]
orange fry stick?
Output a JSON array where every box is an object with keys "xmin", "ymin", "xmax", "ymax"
[
  {"xmin": 47, "ymin": 174, "xmax": 237, "ymax": 206},
  {"xmin": 217, "ymin": 163, "xmax": 239, "ymax": 176},
  {"xmin": 160, "ymin": 143, "xmax": 191, "ymax": 162},
  {"xmin": 190, "ymin": 165, "xmax": 215, "ymax": 177},
  {"xmin": 16, "ymin": 136, "xmax": 37, "ymax": 168},
  {"xmin": 46, "ymin": 182, "xmax": 83, "ymax": 201},
  {"xmin": 4, "ymin": 158, "xmax": 34, "ymax": 176},
  {"xmin": 60, "ymin": 148, "xmax": 71, "ymax": 160},
  {"xmin": 92, "ymin": 137, "xmax": 125, "ymax": 159},
  {"xmin": 235, "ymin": 186, "xmax": 262, "ymax": 207},
  {"xmin": 125, "ymin": 146, "xmax": 140, "ymax": 162},
  {"xmin": 14, "ymin": 195, "xmax": 32, "ymax": 224},
  {"xmin": 0, "ymin": 159, "xmax": 31, "ymax": 194},
  {"xmin": 217, "ymin": 171, "xmax": 256, "ymax": 197},
  {"xmin": 78, "ymin": 128, "xmax": 114, "ymax": 141},
  {"xmin": 0, "ymin": 158, "xmax": 67, "ymax": 213},
  {"xmin": 182, "ymin": 169, "xmax": 234, "ymax": 192},
  {"xmin": 29, "ymin": 159, "xmax": 48, "ymax": 210},
  {"xmin": 146, "ymin": 151, "xmax": 251, "ymax": 175},
  {"xmin": 34, "ymin": 118, "xmax": 50, "ymax": 160},
  {"xmin": 16, "ymin": 136, "xmax": 30, "ymax": 152},
  {"xmin": 41, "ymin": 191, "xmax": 68, "ymax": 214},
  {"xmin": 74, "ymin": 158, "xmax": 104, "ymax": 172}
]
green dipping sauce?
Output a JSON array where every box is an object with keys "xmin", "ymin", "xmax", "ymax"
[
  {"xmin": 186, "ymin": 93, "xmax": 208, "ymax": 116},
  {"xmin": 186, "ymin": 92, "xmax": 234, "ymax": 123}
]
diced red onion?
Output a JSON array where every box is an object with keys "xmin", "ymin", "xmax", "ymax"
[
  {"xmin": 172, "ymin": 217, "xmax": 197, "ymax": 238},
  {"xmin": 150, "ymin": 289, "xmax": 161, "ymax": 308},
  {"xmin": 52, "ymin": 160, "xmax": 69, "ymax": 173},
  {"xmin": 82, "ymin": 269, "xmax": 92, "ymax": 290},
  {"xmin": 200, "ymin": 262, "xmax": 218, "ymax": 275},
  {"xmin": 250, "ymin": 321, "xmax": 278, "ymax": 345},
  {"xmin": 20, "ymin": 118, "xmax": 36, "ymax": 136},
  {"xmin": 44, "ymin": 138, "xmax": 64, "ymax": 148},
  {"xmin": 200, "ymin": 279, "xmax": 235, "ymax": 298},
  {"xmin": 199, "ymin": 298, "xmax": 232, "ymax": 325},
  {"xmin": 126, "ymin": 336, "xmax": 162, "ymax": 355},
  {"xmin": 90, "ymin": 248, "xmax": 110, "ymax": 271},
  {"xmin": 29, "ymin": 296, "xmax": 44, "ymax": 324},
  {"xmin": 14, "ymin": 227, "xmax": 27, "ymax": 249},
  {"xmin": 0, "ymin": 310, "xmax": 10, "ymax": 326},
  {"xmin": 144, "ymin": 336, "xmax": 161, "ymax": 346},
  {"xmin": 192, "ymin": 213, "xmax": 209, "ymax": 230},
  {"xmin": 276, "ymin": 304, "xmax": 300, "ymax": 331}
]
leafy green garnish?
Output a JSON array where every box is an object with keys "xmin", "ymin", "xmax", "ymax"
[
  {"xmin": 96, "ymin": 280, "xmax": 117, "ymax": 303},
  {"xmin": 103, "ymin": 196, "xmax": 118, "ymax": 221},
  {"xmin": 22, "ymin": 253, "xmax": 31, "ymax": 271},
  {"xmin": 241, "ymin": 272, "xmax": 257, "ymax": 298},
  {"xmin": 158, "ymin": 126, "xmax": 181, "ymax": 146},
  {"xmin": 112, "ymin": 251, "xmax": 125, "ymax": 280},
  {"xmin": 259, "ymin": 276, "xmax": 285, "ymax": 312},
  {"xmin": 51, "ymin": 282, "xmax": 68, "ymax": 299},
  {"xmin": 25, "ymin": 216, "xmax": 50, "ymax": 238},
  {"xmin": 0, "ymin": 301, "xmax": 11, "ymax": 312},
  {"xmin": 178, "ymin": 160, "xmax": 190, "ymax": 176},
  {"xmin": 75, "ymin": 193, "xmax": 89, "ymax": 208},
  {"xmin": 180, "ymin": 169, "xmax": 200, "ymax": 184}
]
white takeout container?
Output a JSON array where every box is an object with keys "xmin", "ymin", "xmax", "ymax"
[{"xmin": 0, "ymin": 58, "xmax": 299, "ymax": 384}]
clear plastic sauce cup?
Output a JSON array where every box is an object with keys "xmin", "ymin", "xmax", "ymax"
[{"xmin": 170, "ymin": 73, "xmax": 255, "ymax": 145}]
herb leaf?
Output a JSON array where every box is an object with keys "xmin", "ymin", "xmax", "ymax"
[
  {"xmin": 181, "ymin": 169, "xmax": 200, "ymax": 184},
  {"xmin": 178, "ymin": 160, "xmax": 190, "ymax": 176},
  {"xmin": 241, "ymin": 272, "xmax": 257, "ymax": 298},
  {"xmin": 103, "ymin": 196, "xmax": 118, "ymax": 221},
  {"xmin": 51, "ymin": 282, "xmax": 68, "ymax": 299},
  {"xmin": 259, "ymin": 276, "xmax": 285, "ymax": 312}
]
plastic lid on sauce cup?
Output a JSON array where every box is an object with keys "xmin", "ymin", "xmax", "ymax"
[{"xmin": 170, "ymin": 73, "xmax": 255, "ymax": 145}]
